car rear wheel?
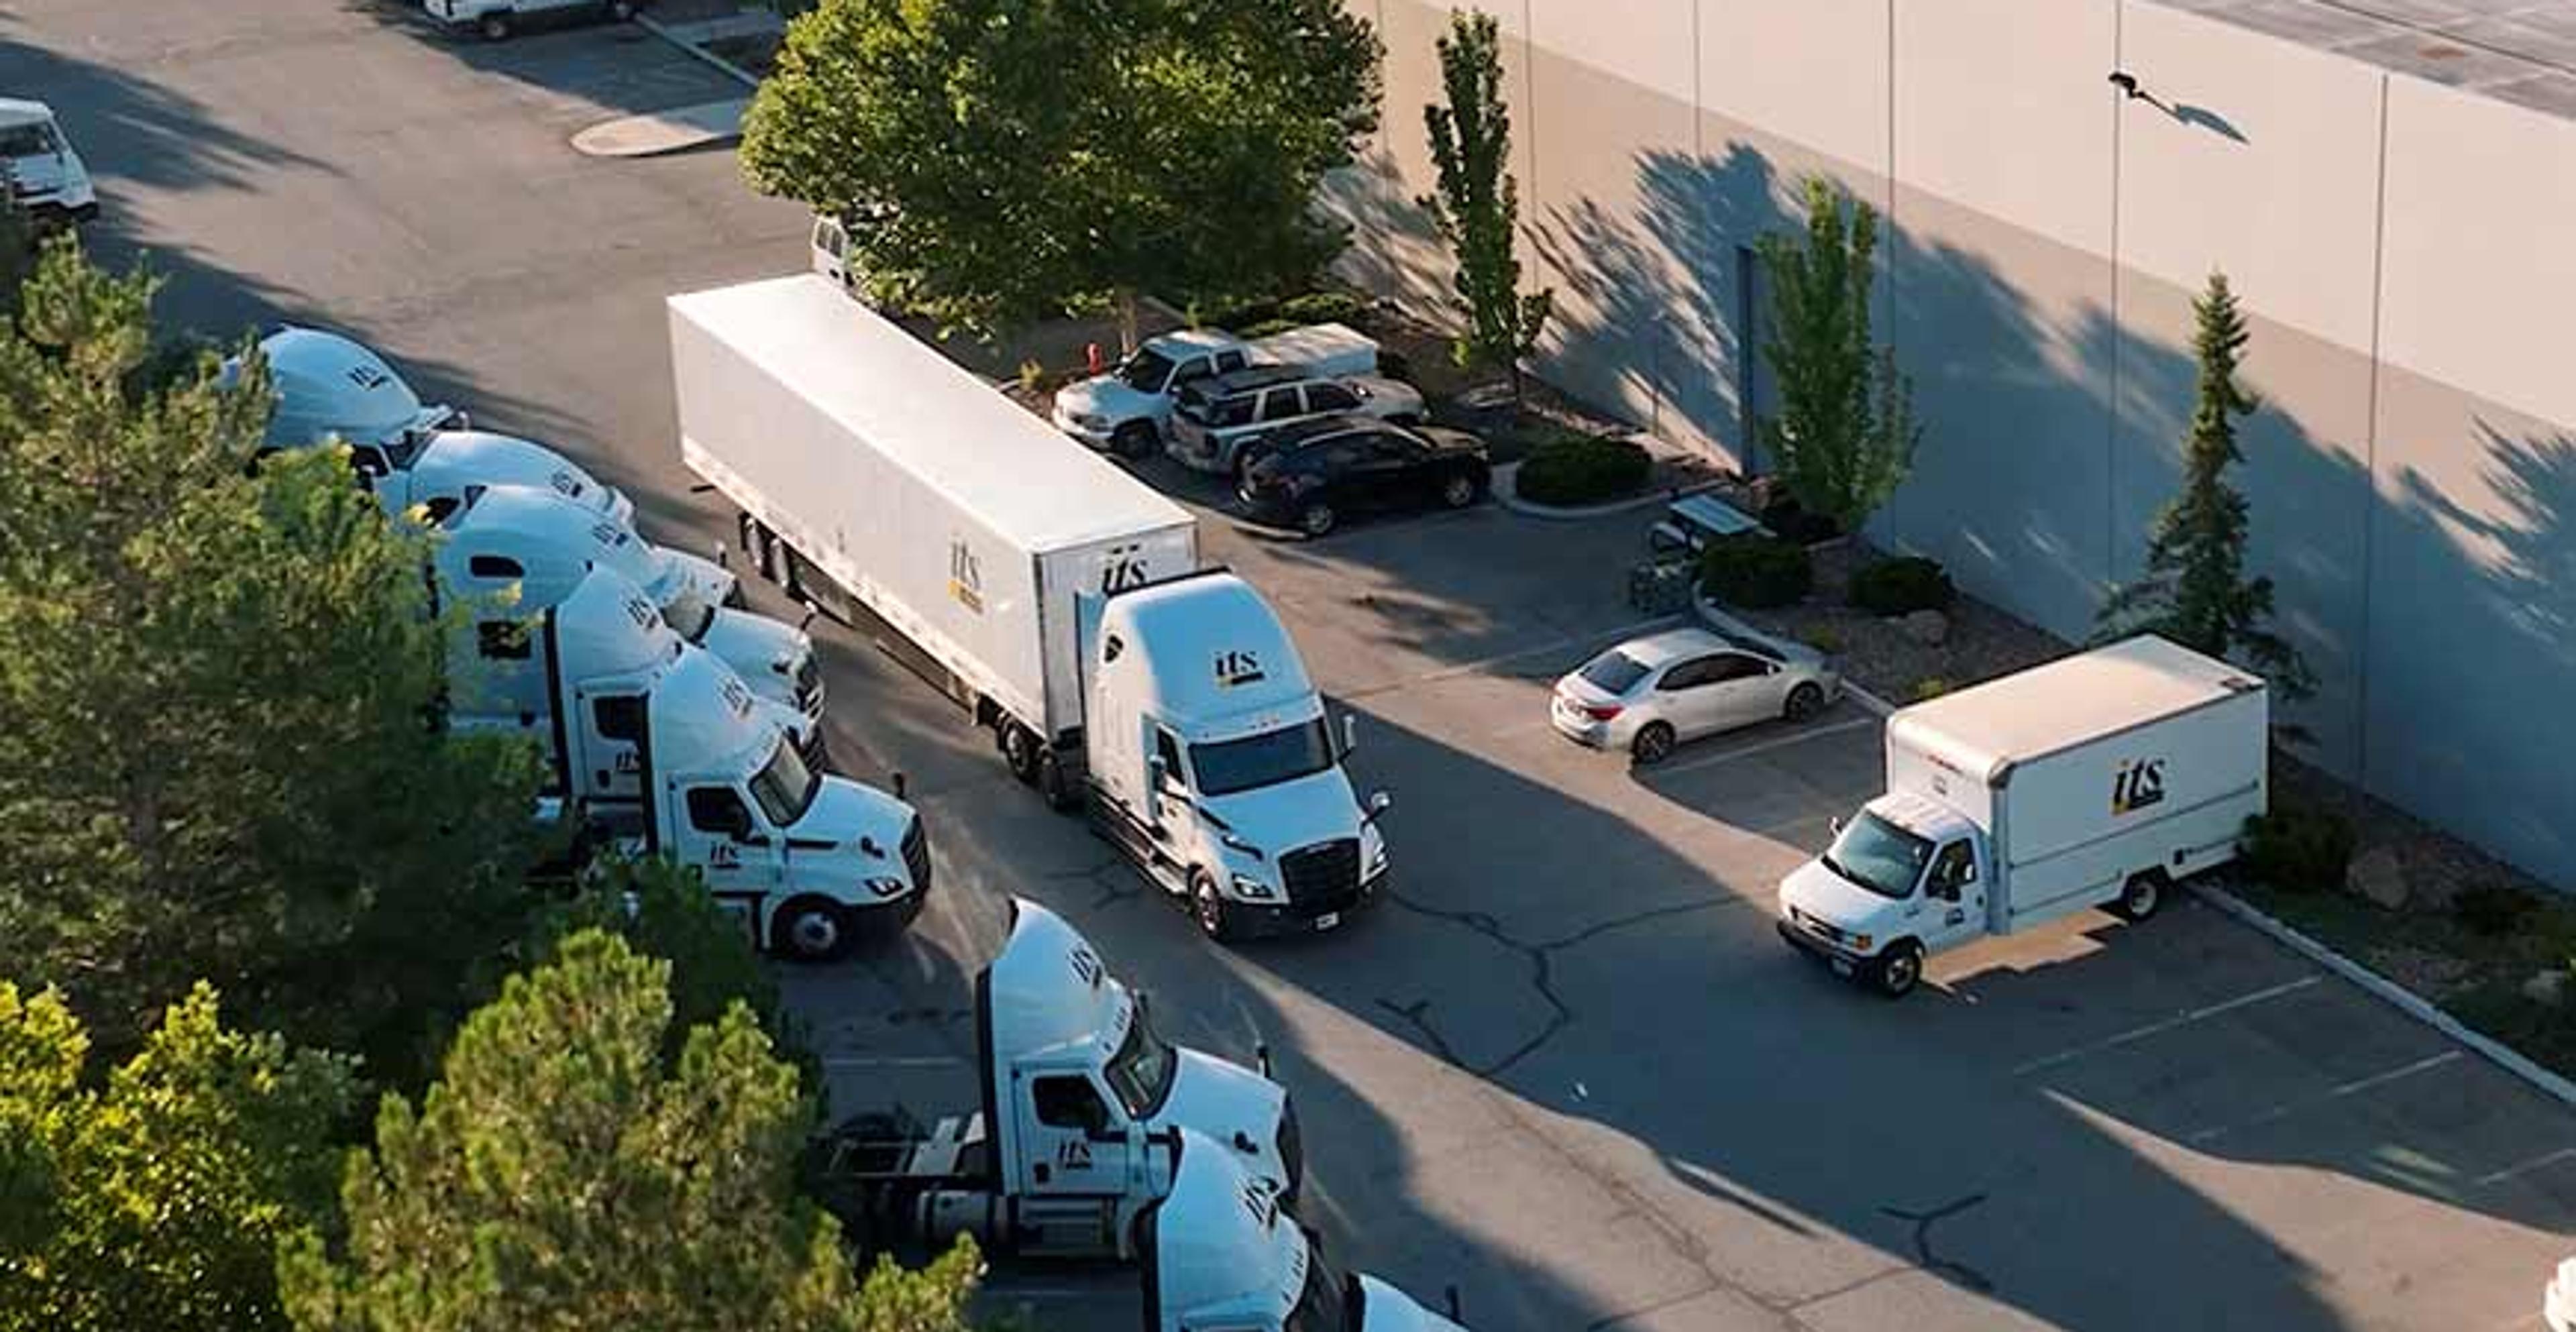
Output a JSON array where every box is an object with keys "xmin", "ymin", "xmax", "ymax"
[
  {"xmin": 1629, "ymin": 722, "xmax": 1676, "ymax": 766},
  {"xmin": 1872, "ymin": 942, "xmax": 1924, "ymax": 998},
  {"xmin": 1784, "ymin": 682, "xmax": 1825, "ymax": 722},
  {"xmin": 2113, "ymin": 871, "xmax": 2166, "ymax": 922},
  {"xmin": 1439, "ymin": 472, "xmax": 1479, "ymax": 509},
  {"xmin": 773, "ymin": 896, "xmax": 851, "ymax": 962},
  {"xmin": 479, "ymin": 12, "xmax": 513, "ymax": 39},
  {"xmin": 1297, "ymin": 502, "xmax": 1338, "ymax": 537}
]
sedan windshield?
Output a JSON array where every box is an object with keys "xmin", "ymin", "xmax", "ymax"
[
  {"xmin": 1823, "ymin": 812, "xmax": 1932, "ymax": 899},
  {"xmin": 1102, "ymin": 993, "xmax": 1178, "ymax": 1119},
  {"xmin": 1118, "ymin": 347, "xmax": 1176, "ymax": 393},
  {"xmin": 748, "ymin": 735, "xmax": 820, "ymax": 826},
  {"xmin": 1191, "ymin": 719, "xmax": 1334, "ymax": 798},
  {"xmin": 1579, "ymin": 649, "xmax": 1651, "ymax": 694},
  {"xmin": 1283, "ymin": 1250, "xmax": 1353, "ymax": 1332}
]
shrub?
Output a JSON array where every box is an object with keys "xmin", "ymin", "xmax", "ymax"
[
  {"xmin": 1799, "ymin": 626, "xmax": 1846, "ymax": 655},
  {"xmin": 1016, "ymin": 358, "xmax": 1045, "ymax": 393},
  {"xmin": 1911, "ymin": 677, "xmax": 1953, "ymax": 702},
  {"xmin": 1849, "ymin": 555, "xmax": 1956, "ymax": 617},
  {"xmin": 1515, "ymin": 434, "xmax": 1651, "ymax": 507},
  {"xmin": 2243, "ymin": 806, "xmax": 2357, "ymax": 893},
  {"xmin": 1759, "ymin": 494, "xmax": 1843, "ymax": 547},
  {"xmin": 1697, "ymin": 531, "xmax": 1813, "ymax": 609},
  {"xmin": 2454, "ymin": 885, "xmax": 2542, "ymax": 938},
  {"xmin": 1277, "ymin": 289, "xmax": 1373, "ymax": 327}
]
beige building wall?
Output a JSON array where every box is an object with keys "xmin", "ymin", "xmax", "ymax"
[{"xmin": 1345, "ymin": 0, "xmax": 2576, "ymax": 887}]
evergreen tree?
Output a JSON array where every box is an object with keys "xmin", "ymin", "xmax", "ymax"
[
  {"xmin": 1420, "ymin": 9, "xmax": 1551, "ymax": 400},
  {"xmin": 1755, "ymin": 176, "xmax": 1921, "ymax": 532},
  {"xmin": 2097, "ymin": 271, "xmax": 2313, "ymax": 700}
]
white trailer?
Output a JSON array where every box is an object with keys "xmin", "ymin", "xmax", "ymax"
[{"xmin": 1778, "ymin": 635, "xmax": 2267, "ymax": 997}]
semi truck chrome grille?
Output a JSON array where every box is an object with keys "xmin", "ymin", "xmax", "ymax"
[
  {"xmin": 1279, "ymin": 838, "xmax": 1360, "ymax": 906},
  {"xmin": 794, "ymin": 655, "xmax": 824, "ymax": 712}
]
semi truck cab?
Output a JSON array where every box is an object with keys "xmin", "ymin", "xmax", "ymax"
[
  {"xmin": 0, "ymin": 99, "xmax": 97, "ymax": 226},
  {"xmin": 1141, "ymin": 1127, "xmax": 1466, "ymax": 1332},
  {"xmin": 810, "ymin": 899, "xmax": 1297, "ymax": 1258},
  {"xmin": 1084, "ymin": 572, "xmax": 1391, "ymax": 941}
]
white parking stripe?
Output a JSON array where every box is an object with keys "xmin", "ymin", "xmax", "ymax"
[
  {"xmin": 2012, "ymin": 975, "xmax": 2324, "ymax": 1076},
  {"xmin": 1648, "ymin": 714, "xmax": 1880, "ymax": 776},
  {"xmin": 2475, "ymin": 1145, "xmax": 2576, "ymax": 1188},
  {"xmin": 2184, "ymin": 1051, "xmax": 2463, "ymax": 1145}
]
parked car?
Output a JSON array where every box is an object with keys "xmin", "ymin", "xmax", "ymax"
[
  {"xmin": 0, "ymin": 99, "xmax": 97, "ymax": 228},
  {"xmin": 1051, "ymin": 323, "xmax": 1379, "ymax": 457},
  {"xmin": 1552, "ymin": 625, "xmax": 1840, "ymax": 764},
  {"xmin": 2548, "ymin": 1255, "xmax": 2573, "ymax": 1332},
  {"xmin": 423, "ymin": 0, "xmax": 641, "ymax": 41},
  {"xmin": 1168, "ymin": 366, "xmax": 1424, "ymax": 481},
  {"xmin": 1234, "ymin": 416, "xmax": 1490, "ymax": 537}
]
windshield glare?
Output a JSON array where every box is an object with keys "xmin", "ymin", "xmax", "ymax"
[
  {"xmin": 748, "ymin": 734, "xmax": 820, "ymax": 826},
  {"xmin": 1189, "ymin": 718, "xmax": 1334, "ymax": 799},
  {"xmin": 1118, "ymin": 348, "xmax": 1176, "ymax": 393},
  {"xmin": 1102, "ymin": 993, "xmax": 1179, "ymax": 1119},
  {"xmin": 1578, "ymin": 649, "xmax": 1651, "ymax": 695},
  {"xmin": 1283, "ymin": 1250, "xmax": 1352, "ymax": 1332},
  {"xmin": 1825, "ymin": 812, "xmax": 1932, "ymax": 900}
]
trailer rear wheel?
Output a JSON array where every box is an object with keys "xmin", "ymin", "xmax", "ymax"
[
  {"xmin": 1872, "ymin": 942, "xmax": 1923, "ymax": 999},
  {"xmin": 2113, "ymin": 871, "xmax": 2166, "ymax": 922},
  {"xmin": 999, "ymin": 722, "xmax": 1042, "ymax": 785}
]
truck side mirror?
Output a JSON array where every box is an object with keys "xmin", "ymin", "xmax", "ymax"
[
  {"xmin": 1340, "ymin": 713, "xmax": 1359, "ymax": 756},
  {"xmin": 1827, "ymin": 815, "xmax": 1845, "ymax": 838},
  {"xmin": 1146, "ymin": 754, "xmax": 1170, "ymax": 796},
  {"xmin": 1364, "ymin": 789, "xmax": 1393, "ymax": 823}
]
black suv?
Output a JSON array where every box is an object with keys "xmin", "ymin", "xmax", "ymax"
[{"xmin": 1236, "ymin": 416, "xmax": 1491, "ymax": 537}]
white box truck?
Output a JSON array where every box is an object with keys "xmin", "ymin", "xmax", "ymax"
[
  {"xmin": 669, "ymin": 276, "xmax": 1391, "ymax": 943},
  {"xmin": 1778, "ymin": 635, "xmax": 2267, "ymax": 997}
]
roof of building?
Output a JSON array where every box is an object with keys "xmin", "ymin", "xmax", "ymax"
[{"xmin": 2160, "ymin": 0, "xmax": 2576, "ymax": 117}]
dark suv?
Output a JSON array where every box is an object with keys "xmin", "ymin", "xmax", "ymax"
[
  {"xmin": 1169, "ymin": 366, "xmax": 1425, "ymax": 481},
  {"xmin": 1236, "ymin": 416, "xmax": 1491, "ymax": 537}
]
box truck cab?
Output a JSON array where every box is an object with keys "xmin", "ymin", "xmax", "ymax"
[
  {"xmin": 808, "ymin": 897, "xmax": 1298, "ymax": 1259},
  {"xmin": 431, "ymin": 484, "xmax": 821, "ymax": 720},
  {"xmin": 598, "ymin": 644, "xmax": 926, "ymax": 958},
  {"xmin": 1778, "ymin": 635, "xmax": 2268, "ymax": 997},
  {"xmin": 1051, "ymin": 324, "xmax": 1380, "ymax": 459},
  {"xmin": 1087, "ymin": 571, "xmax": 1391, "ymax": 942},
  {"xmin": 1140, "ymin": 1127, "xmax": 1466, "ymax": 1332},
  {"xmin": 227, "ymin": 326, "xmax": 637, "ymax": 526},
  {"xmin": 0, "ymin": 99, "xmax": 97, "ymax": 226}
]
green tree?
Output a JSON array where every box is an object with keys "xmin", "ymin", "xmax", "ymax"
[
  {"xmin": 278, "ymin": 930, "xmax": 985, "ymax": 1332},
  {"xmin": 2097, "ymin": 270, "xmax": 2313, "ymax": 699},
  {"xmin": 1754, "ymin": 176, "xmax": 1921, "ymax": 533},
  {"xmin": 0, "ymin": 981, "xmax": 358, "ymax": 1332},
  {"xmin": 741, "ymin": 0, "xmax": 1382, "ymax": 343},
  {"xmin": 0, "ymin": 194, "xmax": 37, "ymax": 318},
  {"xmin": 1419, "ymin": 9, "xmax": 1551, "ymax": 402},
  {"xmin": 533, "ymin": 854, "xmax": 795, "ymax": 1062},
  {"xmin": 0, "ymin": 240, "xmax": 549, "ymax": 1072}
]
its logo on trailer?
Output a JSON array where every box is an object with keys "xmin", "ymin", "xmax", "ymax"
[
  {"xmin": 1214, "ymin": 649, "xmax": 1265, "ymax": 689},
  {"xmin": 2111, "ymin": 757, "xmax": 2167, "ymax": 815},
  {"xmin": 1099, "ymin": 542, "xmax": 1151, "ymax": 595},
  {"xmin": 948, "ymin": 539, "xmax": 984, "ymax": 614}
]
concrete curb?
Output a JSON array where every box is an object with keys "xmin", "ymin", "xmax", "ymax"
[
  {"xmin": 2196, "ymin": 881, "xmax": 2576, "ymax": 1112},
  {"xmin": 1494, "ymin": 461, "xmax": 1720, "ymax": 520},
  {"xmin": 635, "ymin": 13, "xmax": 762, "ymax": 89}
]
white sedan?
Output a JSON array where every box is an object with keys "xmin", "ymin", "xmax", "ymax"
[
  {"xmin": 2549, "ymin": 1256, "xmax": 2573, "ymax": 1331},
  {"xmin": 1552, "ymin": 626, "xmax": 1841, "ymax": 764}
]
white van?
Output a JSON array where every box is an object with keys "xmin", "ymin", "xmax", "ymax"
[
  {"xmin": 424, "ymin": 0, "xmax": 641, "ymax": 41},
  {"xmin": 0, "ymin": 99, "xmax": 97, "ymax": 227}
]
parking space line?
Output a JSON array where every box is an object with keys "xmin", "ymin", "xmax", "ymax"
[
  {"xmin": 2011, "ymin": 975, "xmax": 2323, "ymax": 1076},
  {"xmin": 2184, "ymin": 1051, "xmax": 2463, "ymax": 1145},
  {"xmin": 1649, "ymin": 714, "xmax": 1880, "ymax": 776},
  {"xmin": 1338, "ymin": 614, "xmax": 1684, "ymax": 701},
  {"xmin": 2475, "ymin": 1145, "xmax": 2576, "ymax": 1188}
]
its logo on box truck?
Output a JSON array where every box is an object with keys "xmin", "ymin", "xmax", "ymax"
[
  {"xmin": 948, "ymin": 539, "xmax": 983, "ymax": 614},
  {"xmin": 2112, "ymin": 757, "xmax": 2167, "ymax": 814}
]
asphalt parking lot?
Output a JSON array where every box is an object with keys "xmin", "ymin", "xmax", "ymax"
[{"xmin": 10, "ymin": 3, "xmax": 2572, "ymax": 1329}]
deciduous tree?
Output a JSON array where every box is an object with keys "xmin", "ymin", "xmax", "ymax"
[
  {"xmin": 1755, "ymin": 176, "xmax": 1921, "ymax": 533},
  {"xmin": 1420, "ymin": 8, "xmax": 1551, "ymax": 401}
]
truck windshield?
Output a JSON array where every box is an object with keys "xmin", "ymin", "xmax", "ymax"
[
  {"xmin": 0, "ymin": 124, "xmax": 59, "ymax": 158},
  {"xmin": 1190, "ymin": 719, "xmax": 1334, "ymax": 798},
  {"xmin": 748, "ymin": 736, "xmax": 819, "ymax": 826},
  {"xmin": 1283, "ymin": 1250, "xmax": 1354, "ymax": 1332},
  {"xmin": 1823, "ymin": 812, "xmax": 1933, "ymax": 900},
  {"xmin": 1119, "ymin": 347, "xmax": 1176, "ymax": 393},
  {"xmin": 1102, "ymin": 993, "xmax": 1178, "ymax": 1119}
]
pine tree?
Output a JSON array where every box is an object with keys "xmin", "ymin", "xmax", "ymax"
[
  {"xmin": 2097, "ymin": 271, "xmax": 2313, "ymax": 700},
  {"xmin": 1420, "ymin": 8, "xmax": 1551, "ymax": 402}
]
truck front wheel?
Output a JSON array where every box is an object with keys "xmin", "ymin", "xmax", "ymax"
[
  {"xmin": 2113, "ymin": 871, "xmax": 2167, "ymax": 922},
  {"xmin": 999, "ymin": 722, "xmax": 1041, "ymax": 785},
  {"xmin": 1191, "ymin": 873, "xmax": 1235, "ymax": 943},
  {"xmin": 773, "ymin": 897, "xmax": 853, "ymax": 962},
  {"xmin": 1112, "ymin": 421, "xmax": 1157, "ymax": 460},
  {"xmin": 478, "ymin": 12, "xmax": 513, "ymax": 39},
  {"xmin": 1872, "ymin": 942, "xmax": 1923, "ymax": 999},
  {"xmin": 1035, "ymin": 750, "xmax": 1078, "ymax": 813}
]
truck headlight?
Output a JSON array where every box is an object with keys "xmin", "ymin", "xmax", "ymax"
[
  {"xmin": 1229, "ymin": 873, "xmax": 1276, "ymax": 901},
  {"xmin": 863, "ymin": 876, "xmax": 909, "ymax": 899},
  {"xmin": 1364, "ymin": 839, "xmax": 1389, "ymax": 877}
]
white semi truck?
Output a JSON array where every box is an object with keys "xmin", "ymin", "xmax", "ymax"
[
  {"xmin": 1778, "ymin": 635, "xmax": 2269, "ymax": 997},
  {"xmin": 430, "ymin": 483, "xmax": 818, "ymax": 720},
  {"xmin": 807, "ymin": 898, "xmax": 1299, "ymax": 1258},
  {"xmin": 227, "ymin": 326, "xmax": 637, "ymax": 526},
  {"xmin": 668, "ymin": 276, "xmax": 1391, "ymax": 942},
  {"xmin": 1051, "ymin": 323, "xmax": 1382, "ymax": 459},
  {"xmin": 1140, "ymin": 1127, "xmax": 1467, "ymax": 1332}
]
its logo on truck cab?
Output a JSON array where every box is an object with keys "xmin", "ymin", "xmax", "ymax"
[
  {"xmin": 1214, "ymin": 649, "xmax": 1265, "ymax": 689},
  {"xmin": 948, "ymin": 539, "xmax": 984, "ymax": 614},
  {"xmin": 2112, "ymin": 758, "xmax": 2167, "ymax": 815}
]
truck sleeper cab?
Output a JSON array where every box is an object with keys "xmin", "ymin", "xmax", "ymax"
[
  {"xmin": 1140, "ymin": 1127, "xmax": 1466, "ymax": 1332},
  {"xmin": 0, "ymin": 99, "xmax": 97, "ymax": 226},
  {"xmin": 808, "ymin": 899, "xmax": 1297, "ymax": 1260},
  {"xmin": 1083, "ymin": 571, "xmax": 1391, "ymax": 943},
  {"xmin": 1778, "ymin": 634, "xmax": 2268, "ymax": 997}
]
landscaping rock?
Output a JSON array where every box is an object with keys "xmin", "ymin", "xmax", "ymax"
[
  {"xmin": 1900, "ymin": 609, "xmax": 1950, "ymax": 647},
  {"xmin": 2521, "ymin": 968, "xmax": 2568, "ymax": 1009},
  {"xmin": 2345, "ymin": 846, "xmax": 2409, "ymax": 911}
]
